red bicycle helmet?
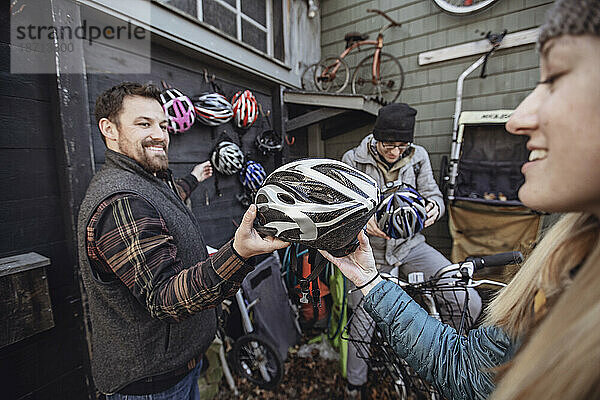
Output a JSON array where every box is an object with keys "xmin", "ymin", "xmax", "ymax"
[{"xmin": 231, "ymin": 90, "xmax": 258, "ymax": 129}]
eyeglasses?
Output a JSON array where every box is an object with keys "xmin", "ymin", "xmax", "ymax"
[{"xmin": 380, "ymin": 142, "xmax": 411, "ymax": 150}]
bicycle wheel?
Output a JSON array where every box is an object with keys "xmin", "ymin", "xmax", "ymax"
[
  {"xmin": 352, "ymin": 52, "xmax": 404, "ymax": 104},
  {"xmin": 230, "ymin": 334, "xmax": 283, "ymax": 389},
  {"xmin": 432, "ymin": 0, "xmax": 501, "ymax": 15},
  {"xmin": 314, "ymin": 56, "xmax": 350, "ymax": 93},
  {"xmin": 301, "ymin": 62, "xmax": 320, "ymax": 92}
]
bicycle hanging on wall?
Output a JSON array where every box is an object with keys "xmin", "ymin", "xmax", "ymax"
[{"xmin": 301, "ymin": 9, "xmax": 404, "ymax": 105}]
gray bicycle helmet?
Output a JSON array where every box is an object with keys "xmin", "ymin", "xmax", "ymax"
[
  {"xmin": 211, "ymin": 141, "xmax": 244, "ymax": 175},
  {"xmin": 254, "ymin": 158, "xmax": 379, "ymax": 256},
  {"xmin": 375, "ymin": 187, "xmax": 427, "ymax": 239}
]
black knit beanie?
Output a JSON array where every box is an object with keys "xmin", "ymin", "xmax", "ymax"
[
  {"xmin": 538, "ymin": 0, "xmax": 600, "ymax": 51},
  {"xmin": 372, "ymin": 103, "xmax": 417, "ymax": 143}
]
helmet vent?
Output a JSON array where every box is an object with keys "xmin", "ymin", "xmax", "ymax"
[{"xmin": 277, "ymin": 193, "xmax": 295, "ymax": 205}]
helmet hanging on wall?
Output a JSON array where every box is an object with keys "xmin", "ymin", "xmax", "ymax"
[
  {"xmin": 240, "ymin": 160, "xmax": 267, "ymax": 193},
  {"xmin": 254, "ymin": 158, "xmax": 379, "ymax": 256},
  {"xmin": 192, "ymin": 93, "xmax": 234, "ymax": 126},
  {"xmin": 375, "ymin": 187, "xmax": 427, "ymax": 239},
  {"xmin": 211, "ymin": 140, "xmax": 244, "ymax": 175},
  {"xmin": 159, "ymin": 88, "xmax": 195, "ymax": 134},
  {"xmin": 231, "ymin": 90, "xmax": 258, "ymax": 129},
  {"xmin": 255, "ymin": 127, "xmax": 284, "ymax": 155}
]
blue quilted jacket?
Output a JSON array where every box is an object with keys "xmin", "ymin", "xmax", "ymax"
[{"xmin": 363, "ymin": 280, "xmax": 518, "ymax": 400}]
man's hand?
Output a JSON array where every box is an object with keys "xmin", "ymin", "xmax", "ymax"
[
  {"xmin": 365, "ymin": 214, "xmax": 390, "ymax": 240},
  {"xmin": 233, "ymin": 205, "xmax": 290, "ymax": 259},
  {"xmin": 319, "ymin": 231, "xmax": 382, "ymax": 295},
  {"xmin": 191, "ymin": 161, "xmax": 213, "ymax": 182},
  {"xmin": 424, "ymin": 200, "xmax": 440, "ymax": 228}
]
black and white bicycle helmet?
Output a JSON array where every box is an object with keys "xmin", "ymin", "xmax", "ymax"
[
  {"xmin": 231, "ymin": 90, "xmax": 258, "ymax": 129},
  {"xmin": 211, "ymin": 141, "xmax": 244, "ymax": 175},
  {"xmin": 375, "ymin": 187, "xmax": 427, "ymax": 239},
  {"xmin": 192, "ymin": 93, "xmax": 234, "ymax": 126},
  {"xmin": 255, "ymin": 128, "xmax": 284, "ymax": 155},
  {"xmin": 254, "ymin": 159, "xmax": 379, "ymax": 256},
  {"xmin": 159, "ymin": 88, "xmax": 195, "ymax": 134}
]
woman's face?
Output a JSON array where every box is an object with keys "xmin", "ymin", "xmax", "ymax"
[{"xmin": 506, "ymin": 35, "xmax": 600, "ymax": 217}]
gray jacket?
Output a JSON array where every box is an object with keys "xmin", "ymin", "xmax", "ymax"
[
  {"xmin": 364, "ymin": 280, "xmax": 517, "ymax": 400},
  {"xmin": 342, "ymin": 134, "xmax": 445, "ymax": 266}
]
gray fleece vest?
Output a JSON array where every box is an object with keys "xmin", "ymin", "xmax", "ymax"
[{"xmin": 77, "ymin": 150, "xmax": 216, "ymax": 394}]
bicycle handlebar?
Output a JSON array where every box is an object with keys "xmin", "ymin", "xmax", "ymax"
[
  {"xmin": 466, "ymin": 251, "xmax": 523, "ymax": 271},
  {"xmin": 366, "ymin": 8, "xmax": 401, "ymax": 26}
]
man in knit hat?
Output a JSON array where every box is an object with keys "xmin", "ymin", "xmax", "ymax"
[{"xmin": 341, "ymin": 103, "xmax": 482, "ymax": 396}]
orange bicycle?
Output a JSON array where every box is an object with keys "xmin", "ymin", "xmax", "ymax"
[{"xmin": 301, "ymin": 9, "xmax": 404, "ymax": 104}]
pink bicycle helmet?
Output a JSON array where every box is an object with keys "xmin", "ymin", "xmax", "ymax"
[
  {"xmin": 231, "ymin": 90, "xmax": 258, "ymax": 129},
  {"xmin": 160, "ymin": 88, "xmax": 195, "ymax": 134},
  {"xmin": 193, "ymin": 93, "xmax": 234, "ymax": 126}
]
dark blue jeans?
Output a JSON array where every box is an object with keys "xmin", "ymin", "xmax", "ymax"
[{"xmin": 106, "ymin": 363, "xmax": 202, "ymax": 400}]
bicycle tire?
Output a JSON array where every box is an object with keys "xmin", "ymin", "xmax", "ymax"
[
  {"xmin": 230, "ymin": 334, "xmax": 283, "ymax": 389},
  {"xmin": 301, "ymin": 62, "xmax": 320, "ymax": 92},
  {"xmin": 351, "ymin": 52, "xmax": 404, "ymax": 104},
  {"xmin": 432, "ymin": 0, "xmax": 501, "ymax": 16},
  {"xmin": 314, "ymin": 56, "xmax": 350, "ymax": 93}
]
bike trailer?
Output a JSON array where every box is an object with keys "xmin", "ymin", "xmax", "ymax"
[
  {"xmin": 240, "ymin": 252, "xmax": 299, "ymax": 360},
  {"xmin": 443, "ymin": 110, "xmax": 542, "ymax": 280}
]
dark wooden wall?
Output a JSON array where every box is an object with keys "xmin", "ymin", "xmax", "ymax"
[
  {"xmin": 2, "ymin": 1, "xmax": 287, "ymax": 397},
  {"xmin": 0, "ymin": 2, "xmax": 89, "ymax": 399},
  {"xmin": 85, "ymin": 40, "xmax": 283, "ymax": 248}
]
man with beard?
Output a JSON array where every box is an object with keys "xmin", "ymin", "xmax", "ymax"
[{"xmin": 77, "ymin": 82, "xmax": 288, "ymax": 399}]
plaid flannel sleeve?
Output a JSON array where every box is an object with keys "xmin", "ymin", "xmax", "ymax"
[{"xmin": 87, "ymin": 194, "xmax": 253, "ymax": 321}]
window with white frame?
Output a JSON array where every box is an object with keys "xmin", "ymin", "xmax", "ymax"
[{"xmin": 158, "ymin": 0, "xmax": 284, "ymax": 62}]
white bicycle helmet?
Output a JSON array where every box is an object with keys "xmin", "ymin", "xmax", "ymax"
[
  {"xmin": 193, "ymin": 93, "xmax": 234, "ymax": 126},
  {"xmin": 254, "ymin": 158, "xmax": 379, "ymax": 256},
  {"xmin": 159, "ymin": 88, "xmax": 195, "ymax": 134},
  {"xmin": 211, "ymin": 141, "xmax": 244, "ymax": 175},
  {"xmin": 375, "ymin": 187, "xmax": 427, "ymax": 239},
  {"xmin": 231, "ymin": 90, "xmax": 258, "ymax": 129}
]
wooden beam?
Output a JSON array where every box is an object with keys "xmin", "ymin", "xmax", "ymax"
[
  {"xmin": 49, "ymin": 0, "xmax": 95, "ymax": 397},
  {"xmin": 418, "ymin": 28, "xmax": 540, "ymax": 66},
  {"xmin": 0, "ymin": 253, "xmax": 50, "ymax": 277},
  {"xmin": 286, "ymin": 108, "xmax": 348, "ymax": 132}
]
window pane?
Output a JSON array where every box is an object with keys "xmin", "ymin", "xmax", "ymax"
[
  {"xmin": 272, "ymin": 0, "xmax": 284, "ymax": 61},
  {"xmin": 203, "ymin": 0, "xmax": 237, "ymax": 38},
  {"xmin": 241, "ymin": 0, "xmax": 266, "ymax": 26},
  {"xmin": 221, "ymin": 0, "xmax": 236, "ymax": 7},
  {"xmin": 242, "ymin": 19, "xmax": 266, "ymax": 53},
  {"xmin": 158, "ymin": 0, "xmax": 197, "ymax": 17}
]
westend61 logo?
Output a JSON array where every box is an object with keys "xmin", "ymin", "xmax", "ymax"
[
  {"xmin": 10, "ymin": 0, "xmax": 151, "ymax": 74},
  {"xmin": 16, "ymin": 20, "xmax": 147, "ymax": 47}
]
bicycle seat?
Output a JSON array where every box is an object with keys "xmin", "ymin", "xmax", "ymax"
[{"xmin": 344, "ymin": 32, "xmax": 369, "ymax": 43}]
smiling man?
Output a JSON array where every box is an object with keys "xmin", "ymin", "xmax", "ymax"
[
  {"xmin": 77, "ymin": 82, "xmax": 287, "ymax": 399},
  {"xmin": 341, "ymin": 103, "xmax": 483, "ymax": 397}
]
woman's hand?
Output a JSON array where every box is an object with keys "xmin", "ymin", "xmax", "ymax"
[
  {"xmin": 319, "ymin": 231, "xmax": 383, "ymax": 295},
  {"xmin": 365, "ymin": 214, "xmax": 390, "ymax": 239}
]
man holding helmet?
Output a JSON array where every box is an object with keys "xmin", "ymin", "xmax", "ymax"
[{"xmin": 341, "ymin": 103, "xmax": 482, "ymax": 396}]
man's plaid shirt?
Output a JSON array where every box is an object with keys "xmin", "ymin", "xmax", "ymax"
[{"xmin": 85, "ymin": 174, "xmax": 252, "ymax": 321}]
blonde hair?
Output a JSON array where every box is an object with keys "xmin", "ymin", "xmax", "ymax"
[
  {"xmin": 490, "ymin": 240, "xmax": 600, "ymax": 399},
  {"xmin": 485, "ymin": 212, "xmax": 599, "ymax": 337}
]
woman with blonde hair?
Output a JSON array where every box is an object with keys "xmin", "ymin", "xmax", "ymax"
[{"xmin": 321, "ymin": 0, "xmax": 600, "ymax": 398}]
